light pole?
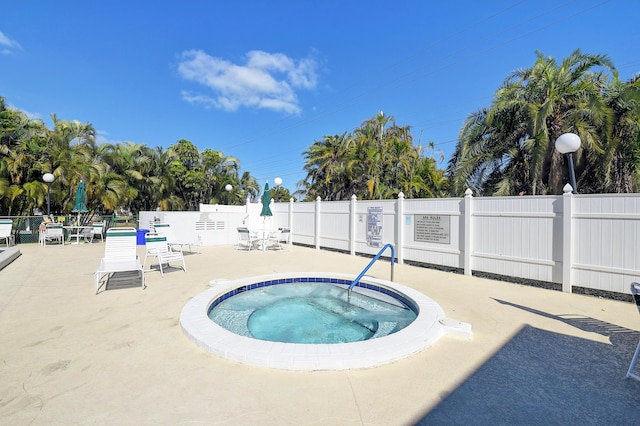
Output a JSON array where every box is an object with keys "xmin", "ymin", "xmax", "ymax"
[
  {"xmin": 555, "ymin": 133, "xmax": 581, "ymax": 194},
  {"xmin": 225, "ymin": 184, "xmax": 233, "ymax": 205},
  {"xmin": 274, "ymin": 177, "xmax": 282, "ymax": 202},
  {"xmin": 43, "ymin": 173, "xmax": 55, "ymax": 216}
]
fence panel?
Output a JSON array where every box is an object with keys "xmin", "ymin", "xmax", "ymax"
[
  {"xmin": 402, "ymin": 198, "xmax": 464, "ymax": 269},
  {"xmin": 290, "ymin": 201, "xmax": 316, "ymax": 246},
  {"xmin": 353, "ymin": 200, "xmax": 397, "ymax": 256},
  {"xmin": 573, "ymin": 194, "xmax": 640, "ymax": 294},
  {"xmin": 270, "ymin": 203, "xmax": 290, "ymax": 230},
  {"xmin": 471, "ymin": 196, "xmax": 561, "ymax": 283},
  {"xmin": 317, "ymin": 201, "xmax": 351, "ymax": 251}
]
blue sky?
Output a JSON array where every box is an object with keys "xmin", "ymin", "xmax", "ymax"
[{"xmin": 2, "ymin": 0, "xmax": 639, "ymax": 193}]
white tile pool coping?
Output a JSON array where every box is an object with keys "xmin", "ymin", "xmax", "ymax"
[{"xmin": 180, "ymin": 272, "xmax": 460, "ymax": 371}]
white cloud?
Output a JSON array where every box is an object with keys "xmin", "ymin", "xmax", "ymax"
[
  {"xmin": 6, "ymin": 103, "xmax": 40, "ymax": 121},
  {"xmin": 177, "ymin": 49, "xmax": 319, "ymax": 114},
  {"xmin": 95, "ymin": 130, "xmax": 111, "ymax": 145},
  {"xmin": 0, "ymin": 31, "xmax": 22, "ymax": 55}
]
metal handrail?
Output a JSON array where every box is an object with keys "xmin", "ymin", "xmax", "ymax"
[{"xmin": 348, "ymin": 243, "xmax": 395, "ymax": 298}]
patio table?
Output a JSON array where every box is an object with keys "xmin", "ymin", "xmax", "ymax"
[{"xmin": 250, "ymin": 229, "xmax": 270, "ymax": 251}]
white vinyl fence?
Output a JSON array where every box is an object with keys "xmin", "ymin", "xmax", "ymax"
[{"xmin": 140, "ymin": 187, "xmax": 640, "ymax": 297}]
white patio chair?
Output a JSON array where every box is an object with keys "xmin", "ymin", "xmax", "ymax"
[
  {"xmin": 626, "ymin": 282, "xmax": 640, "ymax": 382},
  {"xmin": 90, "ymin": 222, "xmax": 105, "ymax": 242},
  {"xmin": 78, "ymin": 226, "xmax": 93, "ymax": 243},
  {"xmin": 143, "ymin": 232, "xmax": 186, "ymax": 277},
  {"xmin": 95, "ymin": 227, "xmax": 145, "ymax": 294},
  {"xmin": 236, "ymin": 227, "xmax": 258, "ymax": 251},
  {"xmin": 0, "ymin": 219, "xmax": 15, "ymax": 247},
  {"xmin": 66, "ymin": 224, "xmax": 92, "ymax": 244},
  {"xmin": 153, "ymin": 222, "xmax": 193, "ymax": 252},
  {"xmin": 43, "ymin": 223, "xmax": 65, "ymax": 246},
  {"xmin": 267, "ymin": 227, "xmax": 291, "ymax": 251}
]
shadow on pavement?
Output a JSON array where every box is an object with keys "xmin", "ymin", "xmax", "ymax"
[
  {"xmin": 417, "ymin": 299, "xmax": 640, "ymax": 425},
  {"xmin": 103, "ymin": 271, "xmax": 145, "ymax": 292}
]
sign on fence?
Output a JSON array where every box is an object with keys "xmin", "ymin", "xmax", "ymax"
[
  {"xmin": 367, "ymin": 207, "xmax": 383, "ymax": 247},
  {"xmin": 414, "ymin": 214, "xmax": 450, "ymax": 244}
]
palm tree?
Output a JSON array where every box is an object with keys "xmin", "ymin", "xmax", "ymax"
[
  {"xmin": 0, "ymin": 98, "xmax": 265, "ymax": 215},
  {"xmin": 152, "ymin": 146, "xmax": 184, "ymax": 211},
  {"xmin": 302, "ymin": 132, "xmax": 353, "ymax": 200},
  {"xmin": 449, "ymin": 50, "xmax": 617, "ymax": 195},
  {"xmin": 237, "ymin": 171, "xmax": 259, "ymax": 203},
  {"xmin": 201, "ymin": 148, "xmax": 240, "ymax": 204},
  {"xmin": 0, "ymin": 109, "xmax": 52, "ymax": 215},
  {"xmin": 302, "ymin": 113, "xmax": 440, "ymax": 200},
  {"xmin": 503, "ymin": 50, "xmax": 614, "ymax": 194},
  {"xmin": 46, "ymin": 114, "xmax": 96, "ymax": 211},
  {"xmin": 383, "ymin": 129, "xmax": 417, "ymax": 198},
  {"xmin": 91, "ymin": 142, "xmax": 142, "ymax": 213},
  {"xmin": 596, "ymin": 74, "xmax": 640, "ymax": 193}
]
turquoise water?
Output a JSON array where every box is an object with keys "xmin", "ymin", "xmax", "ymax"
[{"xmin": 208, "ymin": 283, "xmax": 416, "ymax": 344}]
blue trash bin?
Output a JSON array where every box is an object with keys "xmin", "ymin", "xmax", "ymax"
[{"xmin": 136, "ymin": 229, "xmax": 149, "ymax": 245}]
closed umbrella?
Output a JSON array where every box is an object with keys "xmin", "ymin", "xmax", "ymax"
[
  {"xmin": 260, "ymin": 183, "xmax": 272, "ymax": 217},
  {"xmin": 259, "ymin": 183, "xmax": 272, "ymax": 250},
  {"xmin": 72, "ymin": 181, "xmax": 88, "ymax": 214},
  {"xmin": 71, "ymin": 181, "xmax": 89, "ymax": 244}
]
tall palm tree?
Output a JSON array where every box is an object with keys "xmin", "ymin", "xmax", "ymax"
[
  {"xmin": 302, "ymin": 132, "xmax": 353, "ymax": 200},
  {"xmin": 201, "ymin": 148, "xmax": 240, "ymax": 204},
  {"xmin": 302, "ymin": 113, "xmax": 436, "ymax": 200},
  {"xmin": 449, "ymin": 50, "xmax": 617, "ymax": 195},
  {"xmin": 502, "ymin": 50, "xmax": 614, "ymax": 194},
  {"xmin": 596, "ymin": 74, "xmax": 640, "ymax": 193},
  {"xmin": 237, "ymin": 171, "xmax": 259, "ymax": 203},
  {"xmin": 152, "ymin": 146, "xmax": 184, "ymax": 211},
  {"xmin": 46, "ymin": 114, "xmax": 96, "ymax": 211},
  {"xmin": 0, "ymin": 98, "xmax": 265, "ymax": 215}
]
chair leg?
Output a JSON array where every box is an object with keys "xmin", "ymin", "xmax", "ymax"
[
  {"xmin": 96, "ymin": 272, "xmax": 103, "ymax": 294},
  {"xmin": 627, "ymin": 339, "xmax": 640, "ymax": 381}
]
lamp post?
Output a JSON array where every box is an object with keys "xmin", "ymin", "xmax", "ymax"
[
  {"xmin": 274, "ymin": 177, "xmax": 282, "ymax": 202},
  {"xmin": 43, "ymin": 173, "xmax": 55, "ymax": 216},
  {"xmin": 555, "ymin": 133, "xmax": 581, "ymax": 194},
  {"xmin": 225, "ymin": 184, "xmax": 233, "ymax": 205}
]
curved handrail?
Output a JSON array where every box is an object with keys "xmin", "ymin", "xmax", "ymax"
[{"xmin": 348, "ymin": 243, "xmax": 395, "ymax": 298}]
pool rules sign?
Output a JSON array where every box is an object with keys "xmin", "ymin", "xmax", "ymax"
[
  {"xmin": 366, "ymin": 207, "xmax": 383, "ymax": 247},
  {"xmin": 414, "ymin": 215, "xmax": 450, "ymax": 244}
]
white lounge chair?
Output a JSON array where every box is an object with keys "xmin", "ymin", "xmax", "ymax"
[
  {"xmin": 95, "ymin": 227, "xmax": 145, "ymax": 294},
  {"xmin": 236, "ymin": 227, "xmax": 259, "ymax": 251},
  {"xmin": 143, "ymin": 232, "xmax": 186, "ymax": 277},
  {"xmin": 626, "ymin": 282, "xmax": 640, "ymax": 382},
  {"xmin": 153, "ymin": 223, "xmax": 193, "ymax": 252},
  {"xmin": 43, "ymin": 223, "xmax": 65, "ymax": 246},
  {"xmin": 0, "ymin": 219, "xmax": 15, "ymax": 247}
]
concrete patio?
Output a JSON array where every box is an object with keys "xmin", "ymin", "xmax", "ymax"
[{"xmin": 1, "ymin": 242, "xmax": 639, "ymax": 425}]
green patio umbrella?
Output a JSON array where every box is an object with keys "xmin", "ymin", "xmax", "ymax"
[
  {"xmin": 260, "ymin": 183, "xmax": 272, "ymax": 217},
  {"xmin": 71, "ymin": 181, "xmax": 88, "ymax": 228},
  {"xmin": 72, "ymin": 181, "xmax": 88, "ymax": 213}
]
